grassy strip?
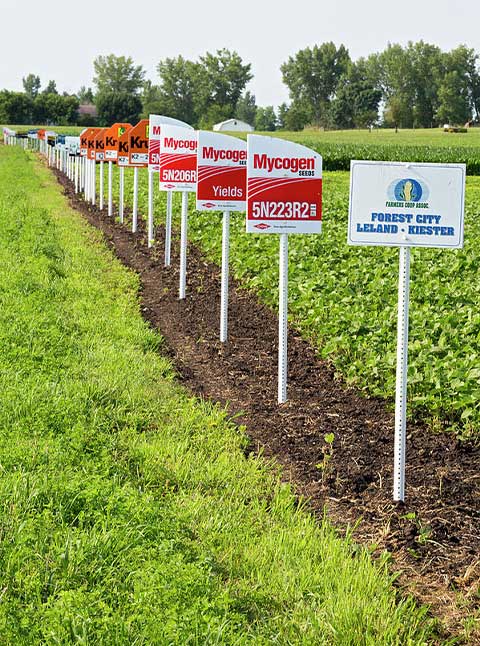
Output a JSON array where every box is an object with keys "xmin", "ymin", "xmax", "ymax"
[
  {"xmin": 111, "ymin": 166, "xmax": 480, "ymax": 437},
  {"xmin": 0, "ymin": 146, "xmax": 433, "ymax": 643}
]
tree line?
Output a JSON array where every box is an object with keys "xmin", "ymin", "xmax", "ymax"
[{"xmin": 2, "ymin": 42, "xmax": 480, "ymax": 130}]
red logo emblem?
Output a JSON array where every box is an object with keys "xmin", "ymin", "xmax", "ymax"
[
  {"xmin": 254, "ymin": 223, "xmax": 270, "ymax": 230},
  {"xmin": 202, "ymin": 202, "xmax": 216, "ymax": 208},
  {"xmin": 164, "ymin": 183, "xmax": 175, "ymax": 189}
]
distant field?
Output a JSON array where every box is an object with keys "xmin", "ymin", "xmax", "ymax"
[
  {"xmin": 2, "ymin": 124, "xmax": 84, "ymax": 135},
  {"xmin": 256, "ymin": 127, "xmax": 480, "ymax": 148},
  {"xmin": 6, "ymin": 123, "xmax": 480, "ymax": 172},
  {"xmin": 5, "ymin": 124, "xmax": 480, "ymax": 146}
]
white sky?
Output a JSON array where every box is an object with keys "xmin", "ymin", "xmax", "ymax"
[{"xmin": 1, "ymin": 0, "xmax": 478, "ymax": 107}]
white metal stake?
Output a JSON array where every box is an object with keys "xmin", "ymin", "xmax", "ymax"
[
  {"xmin": 148, "ymin": 169, "xmax": 154, "ymax": 247},
  {"xmin": 278, "ymin": 233, "xmax": 289, "ymax": 404},
  {"xmin": 119, "ymin": 166, "xmax": 125, "ymax": 223},
  {"xmin": 220, "ymin": 211, "xmax": 230, "ymax": 342},
  {"xmin": 393, "ymin": 246, "xmax": 411, "ymax": 502},
  {"xmin": 179, "ymin": 191, "xmax": 188, "ymax": 299},
  {"xmin": 108, "ymin": 161, "xmax": 113, "ymax": 216},
  {"xmin": 75, "ymin": 157, "xmax": 79, "ymax": 194},
  {"xmin": 91, "ymin": 160, "xmax": 96, "ymax": 206},
  {"xmin": 86, "ymin": 159, "xmax": 91, "ymax": 201},
  {"xmin": 132, "ymin": 166, "xmax": 139, "ymax": 233},
  {"xmin": 165, "ymin": 191, "xmax": 173, "ymax": 266},
  {"xmin": 99, "ymin": 161, "xmax": 104, "ymax": 210}
]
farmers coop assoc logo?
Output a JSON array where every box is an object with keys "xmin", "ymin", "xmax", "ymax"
[{"xmin": 386, "ymin": 178, "xmax": 430, "ymax": 209}]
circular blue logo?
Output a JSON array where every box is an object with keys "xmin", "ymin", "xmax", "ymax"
[{"xmin": 394, "ymin": 179, "xmax": 423, "ymax": 202}]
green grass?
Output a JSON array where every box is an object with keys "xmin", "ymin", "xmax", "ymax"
[
  {"xmin": 105, "ymin": 164, "xmax": 480, "ymax": 438},
  {"xmin": 0, "ymin": 145, "xmax": 435, "ymax": 643},
  {"xmin": 2, "ymin": 124, "xmax": 84, "ymax": 135}
]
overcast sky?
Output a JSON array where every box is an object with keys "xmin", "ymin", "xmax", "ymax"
[{"xmin": 1, "ymin": 0, "xmax": 479, "ymax": 107}]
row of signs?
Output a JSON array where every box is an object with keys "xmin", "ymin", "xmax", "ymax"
[
  {"xmin": 79, "ymin": 118, "xmax": 323, "ymax": 235},
  {"xmin": 31, "ymin": 116, "xmax": 463, "ymax": 246}
]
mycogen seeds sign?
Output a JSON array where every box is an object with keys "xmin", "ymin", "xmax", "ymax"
[
  {"xmin": 246, "ymin": 135, "xmax": 322, "ymax": 234},
  {"xmin": 148, "ymin": 115, "xmax": 193, "ymax": 172},
  {"xmin": 348, "ymin": 161, "xmax": 465, "ymax": 248},
  {"xmin": 159, "ymin": 125, "xmax": 197, "ymax": 192},
  {"xmin": 196, "ymin": 131, "xmax": 246, "ymax": 212}
]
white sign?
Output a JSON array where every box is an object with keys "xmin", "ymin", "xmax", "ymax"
[
  {"xmin": 148, "ymin": 114, "xmax": 193, "ymax": 172},
  {"xmin": 348, "ymin": 161, "xmax": 465, "ymax": 249},
  {"xmin": 196, "ymin": 130, "xmax": 247, "ymax": 212},
  {"xmin": 159, "ymin": 125, "xmax": 197, "ymax": 192},
  {"xmin": 246, "ymin": 135, "xmax": 322, "ymax": 234}
]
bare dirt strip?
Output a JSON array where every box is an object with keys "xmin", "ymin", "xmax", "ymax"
[{"xmin": 53, "ymin": 167, "xmax": 479, "ymax": 641}]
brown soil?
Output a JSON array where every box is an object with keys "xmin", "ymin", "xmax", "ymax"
[{"xmin": 53, "ymin": 167, "xmax": 479, "ymax": 643}]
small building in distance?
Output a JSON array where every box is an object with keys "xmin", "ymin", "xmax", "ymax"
[{"xmin": 213, "ymin": 118, "xmax": 254, "ymax": 132}]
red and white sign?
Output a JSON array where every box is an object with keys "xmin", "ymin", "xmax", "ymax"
[
  {"xmin": 148, "ymin": 115, "xmax": 193, "ymax": 172},
  {"xmin": 196, "ymin": 131, "xmax": 247, "ymax": 212},
  {"xmin": 246, "ymin": 135, "xmax": 322, "ymax": 234},
  {"xmin": 159, "ymin": 125, "xmax": 197, "ymax": 192}
]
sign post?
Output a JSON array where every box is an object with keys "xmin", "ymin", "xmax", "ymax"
[
  {"xmin": 94, "ymin": 129, "xmax": 107, "ymax": 210},
  {"xmin": 348, "ymin": 160, "xmax": 466, "ymax": 501},
  {"xmin": 117, "ymin": 127, "xmax": 132, "ymax": 223},
  {"xmin": 103, "ymin": 123, "xmax": 131, "ymax": 217},
  {"xmin": 196, "ymin": 130, "xmax": 247, "ymax": 341},
  {"xmin": 159, "ymin": 125, "xmax": 198, "ymax": 299},
  {"xmin": 247, "ymin": 135, "xmax": 322, "ymax": 403},
  {"xmin": 148, "ymin": 115, "xmax": 194, "ymax": 250},
  {"xmin": 128, "ymin": 119, "xmax": 149, "ymax": 233},
  {"xmin": 85, "ymin": 129, "xmax": 101, "ymax": 206}
]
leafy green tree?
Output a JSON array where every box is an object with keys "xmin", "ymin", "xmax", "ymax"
[
  {"xmin": 95, "ymin": 92, "xmax": 142, "ymax": 126},
  {"xmin": 281, "ymin": 43, "xmax": 350, "ymax": 126},
  {"xmin": 77, "ymin": 86, "xmax": 94, "ymax": 103},
  {"xmin": 22, "ymin": 74, "xmax": 41, "ymax": 99},
  {"xmin": 43, "ymin": 80, "xmax": 58, "ymax": 95},
  {"xmin": 407, "ymin": 41, "xmax": 445, "ymax": 127},
  {"xmin": 447, "ymin": 45, "xmax": 480, "ymax": 121},
  {"xmin": 0, "ymin": 91, "xmax": 33, "ymax": 124},
  {"xmin": 93, "ymin": 55, "xmax": 145, "ymax": 95},
  {"xmin": 329, "ymin": 60, "xmax": 381, "ymax": 128},
  {"xmin": 197, "ymin": 104, "xmax": 232, "ymax": 130},
  {"xmin": 235, "ymin": 91, "xmax": 257, "ymax": 126},
  {"xmin": 199, "ymin": 49, "xmax": 252, "ymax": 117},
  {"xmin": 255, "ymin": 106, "xmax": 277, "ymax": 131},
  {"xmin": 372, "ymin": 44, "xmax": 415, "ymax": 128},
  {"xmin": 93, "ymin": 55, "xmax": 145, "ymax": 125},
  {"xmin": 282, "ymin": 103, "xmax": 310, "ymax": 131},
  {"xmin": 436, "ymin": 71, "xmax": 472, "ymax": 125},
  {"xmin": 156, "ymin": 56, "xmax": 202, "ymax": 126},
  {"xmin": 33, "ymin": 93, "xmax": 79, "ymax": 125},
  {"xmin": 141, "ymin": 80, "xmax": 163, "ymax": 118},
  {"xmin": 276, "ymin": 103, "xmax": 289, "ymax": 129},
  {"xmin": 155, "ymin": 50, "xmax": 252, "ymax": 127}
]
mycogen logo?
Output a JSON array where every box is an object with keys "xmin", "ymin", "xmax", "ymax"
[
  {"xmin": 253, "ymin": 154, "xmax": 315, "ymax": 173},
  {"xmin": 164, "ymin": 137, "xmax": 197, "ymax": 152},
  {"xmin": 203, "ymin": 147, "xmax": 247, "ymax": 163}
]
